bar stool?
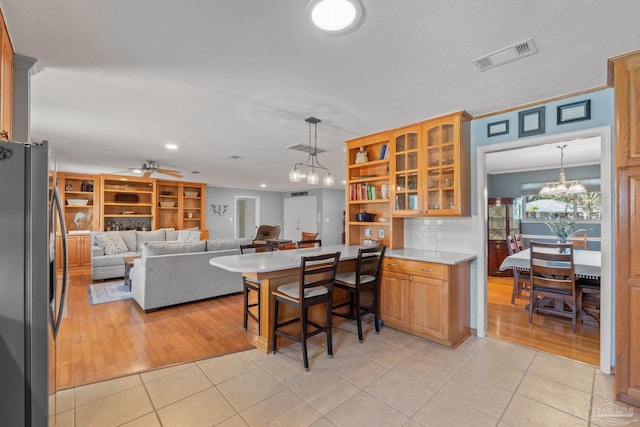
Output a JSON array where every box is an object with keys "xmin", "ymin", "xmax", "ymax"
[
  {"xmin": 239, "ymin": 242, "xmax": 275, "ymax": 333},
  {"xmin": 272, "ymin": 252, "xmax": 340, "ymax": 370},
  {"xmin": 332, "ymin": 246, "xmax": 386, "ymax": 342}
]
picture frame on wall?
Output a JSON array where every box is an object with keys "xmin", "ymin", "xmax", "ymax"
[
  {"xmin": 518, "ymin": 106, "xmax": 545, "ymax": 137},
  {"xmin": 557, "ymin": 99, "xmax": 591, "ymax": 125},
  {"xmin": 487, "ymin": 119, "xmax": 509, "ymax": 137}
]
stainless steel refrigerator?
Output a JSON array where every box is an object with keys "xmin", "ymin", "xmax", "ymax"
[{"xmin": 0, "ymin": 140, "xmax": 67, "ymax": 426}]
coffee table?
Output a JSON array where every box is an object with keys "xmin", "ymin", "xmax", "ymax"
[{"xmin": 123, "ymin": 255, "xmax": 140, "ymax": 291}]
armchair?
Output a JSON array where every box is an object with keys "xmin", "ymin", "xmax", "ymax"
[{"xmin": 252, "ymin": 224, "xmax": 281, "ymax": 243}]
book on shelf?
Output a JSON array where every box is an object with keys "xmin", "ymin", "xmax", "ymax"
[
  {"xmin": 379, "ymin": 144, "xmax": 387, "ymax": 160},
  {"xmin": 349, "ymin": 183, "xmax": 380, "ymax": 201}
]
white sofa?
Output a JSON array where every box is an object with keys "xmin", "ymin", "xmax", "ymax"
[{"xmin": 129, "ymin": 238, "xmax": 252, "ymax": 311}]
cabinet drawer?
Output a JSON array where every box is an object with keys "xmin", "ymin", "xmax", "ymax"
[{"xmin": 383, "ymin": 258, "xmax": 448, "ymax": 280}]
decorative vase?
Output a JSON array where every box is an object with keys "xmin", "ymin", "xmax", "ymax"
[
  {"xmin": 381, "ymin": 184, "xmax": 390, "ymax": 199},
  {"xmin": 557, "ymin": 237, "xmax": 569, "ymax": 253}
]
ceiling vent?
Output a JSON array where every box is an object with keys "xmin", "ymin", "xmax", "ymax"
[
  {"xmin": 472, "ymin": 37, "xmax": 538, "ymax": 71},
  {"xmin": 286, "ymin": 143, "xmax": 327, "ymax": 154}
]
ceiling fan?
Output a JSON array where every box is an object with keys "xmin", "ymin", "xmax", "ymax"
[{"xmin": 130, "ymin": 160, "xmax": 183, "ymax": 178}]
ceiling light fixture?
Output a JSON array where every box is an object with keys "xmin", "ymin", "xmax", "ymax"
[
  {"xmin": 289, "ymin": 117, "xmax": 334, "ymax": 186},
  {"xmin": 307, "ymin": 0, "xmax": 364, "ymax": 34},
  {"xmin": 539, "ymin": 145, "xmax": 587, "ymax": 195}
]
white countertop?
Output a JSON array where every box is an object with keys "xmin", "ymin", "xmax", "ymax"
[{"xmin": 209, "ymin": 244, "xmax": 477, "ymax": 273}]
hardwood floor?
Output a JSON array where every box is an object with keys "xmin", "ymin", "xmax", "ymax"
[
  {"xmin": 56, "ymin": 269, "xmax": 257, "ymax": 389},
  {"xmin": 487, "ymin": 275, "xmax": 600, "ymax": 367}
]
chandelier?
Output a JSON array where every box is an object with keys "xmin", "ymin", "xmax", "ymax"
[
  {"xmin": 288, "ymin": 117, "xmax": 335, "ymax": 186},
  {"xmin": 539, "ymin": 145, "xmax": 586, "ymax": 195}
]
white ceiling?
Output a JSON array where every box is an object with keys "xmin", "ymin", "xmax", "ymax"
[{"xmin": 1, "ymin": 0, "xmax": 636, "ymax": 190}]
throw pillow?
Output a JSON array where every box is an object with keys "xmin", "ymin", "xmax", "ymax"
[
  {"xmin": 178, "ymin": 229, "xmax": 201, "ymax": 242},
  {"xmin": 95, "ymin": 233, "xmax": 128, "ymax": 255}
]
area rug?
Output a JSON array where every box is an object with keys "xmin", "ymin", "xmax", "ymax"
[{"xmin": 88, "ymin": 281, "xmax": 132, "ymax": 305}]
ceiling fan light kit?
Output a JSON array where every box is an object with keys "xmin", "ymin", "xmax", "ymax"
[{"xmin": 131, "ymin": 160, "xmax": 183, "ymax": 179}]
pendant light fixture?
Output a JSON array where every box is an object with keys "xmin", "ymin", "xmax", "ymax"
[
  {"xmin": 289, "ymin": 117, "xmax": 335, "ymax": 186},
  {"xmin": 539, "ymin": 145, "xmax": 587, "ymax": 195}
]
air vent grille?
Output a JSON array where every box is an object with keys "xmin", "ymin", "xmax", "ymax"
[
  {"xmin": 472, "ymin": 37, "xmax": 538, "ymax": 71},
  {"xmin": 286, "ymin": 143, "xmax": 327, "ymax": 154}
]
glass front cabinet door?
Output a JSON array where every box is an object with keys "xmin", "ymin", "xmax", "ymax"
[
  {"xmin": 422, "ymin": 113, "xmax": 470, "ymax": 216},
  {"xmin": 391, "ymin": 125, "xmax": 421, "ymax": 215}
]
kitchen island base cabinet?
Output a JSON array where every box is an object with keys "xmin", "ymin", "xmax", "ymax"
[{"xmin": 380, "ymin": 258, "xmax": 470, "ymax": 348}]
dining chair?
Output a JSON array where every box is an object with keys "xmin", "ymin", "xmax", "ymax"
[
  {"xmin": 331, "ymin": 246, "xmax": 386, "ymax": 342},
  {"xmin": 296, "ymin": 239, "xmax": 322, "ymax": 249},
  {"xmin": 568, "ymin": 233, "xmax": 588, "ymax": 250},
  {"xmin": 576, "ymin": 277, "xmax": 600, "ymax": 325},
  {"xmin": 507, "ymin": 235, "xmax": 519, "ymax": 255},
  {"xmin": 515, "ymin": 233, "xmax": 526, "ymax": 251},
  {"xmin": 528, "ymin": 241, "xmax": 579, "ymax": 332},
  {"xmin": 239, "ymin": 242, "xmax": 275, "ymax": 333},
  {"xmin": 506, "ymin": 235, "xmax": 529, "ymax": 303},
  {"xmin": 271, "ymin": 251, "xmax": 340, "ymax": 370}
]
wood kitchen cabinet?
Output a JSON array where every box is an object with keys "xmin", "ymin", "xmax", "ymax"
[
  {"xmin": 0, "ymin": 9, "xmax": 13, "ymax": 140},
  {"xmin": 66, "ymin": 234, "xmax": 92, "ymax": 268},
  {"xmin": 611, "ymin": 50, "xmax": 640, "ymax": 406},
  {"xmin": 389, "ymin": 111, "xmax": 471, "ymax": 217},
  {"xmin": 380, "ymin": 257, "xmax": 470, "ymax": 348}
]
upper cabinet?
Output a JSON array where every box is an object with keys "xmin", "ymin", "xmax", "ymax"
[
  {"xmin": 390, "ymin": 125, "xmax": 421, "ymax": 215},
  {"xmin": 388, "ymin": 111, "xmax": 471, "ymax": 217},
  {"xmin": 422, "ymin": 112, "xmax": 471, "ymax": 217},
  {"xmin": 0, "ymin": 9, "xmax": 13, "ymax": 140}
]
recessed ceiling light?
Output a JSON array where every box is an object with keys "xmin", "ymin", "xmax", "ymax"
[
  {"xmin": 165, "ymin": 143, "xmax": 178, "ymax": 150},
  {"xmin": 260, "ymin": 183, "xmax": 267, "ymax": 188},
  {"xmin": 307, "ymin": 0, "xmax": 364, "ymax": 34}
]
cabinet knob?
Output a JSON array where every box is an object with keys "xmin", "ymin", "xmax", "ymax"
[
  {"xmin": 388, "ymin": 263, "xmax": 398, "ymax": 267},
  {"xmin": 403, "ymin": 275, "xmax": 409, "ymax": 280},
  {"xmin": 409, "ymin": 277, "xmax": 413, "ymax": 281},
  {"xmin": 422, "ymin": 268, "xmax": 433, "ymax": 272}
]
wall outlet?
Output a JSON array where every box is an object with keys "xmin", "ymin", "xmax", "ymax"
[
  {"xmin": 379, "ymin": 229, "xmax": 385, "ymax": 238},
  {"xmin": 364, "ymin": 228, "xmax": 371, "ymax": 237}
]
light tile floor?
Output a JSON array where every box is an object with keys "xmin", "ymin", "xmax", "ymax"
[{"xmin": 51, "ymin": 320, "xmax": 639, "ymax": 427}]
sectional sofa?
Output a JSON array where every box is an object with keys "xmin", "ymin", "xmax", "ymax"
[{"xmin": 90, "ymin": 229, "xmax": 251, "ymax": 311}]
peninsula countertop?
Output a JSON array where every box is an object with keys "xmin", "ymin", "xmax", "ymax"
[{"xmin": 209, "ymin": 244, "xmax": 476, "ymax": 273}]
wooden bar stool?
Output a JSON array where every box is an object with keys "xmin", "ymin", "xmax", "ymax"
[
  {"xmin": 271, "ymin": 252, "xmax": 340, "ymax": 370},
  {"xmin": 239, "ymin": 242, "xmax": 275, "ymax": 333},
  {"xmin": 332, "ymin": 246, "xmax": 386, "ymax": 342}
]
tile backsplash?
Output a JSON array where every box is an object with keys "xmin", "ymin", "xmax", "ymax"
[{"xmin": 403, "ymin": 216, "xmax": 483, "ymax": 255}]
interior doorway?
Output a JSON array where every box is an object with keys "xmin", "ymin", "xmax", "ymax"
[
  {"xmin": 476, "ymin": 126, "xmax": 612, "ymax": 373},
  {"xmin": 235, "ymin": 196, "xmax": 259, "ymax": 239}
]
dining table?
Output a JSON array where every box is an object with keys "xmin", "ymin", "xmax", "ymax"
[
  {"xmin": 499, "ymin": 248, "xmax": 601, "ymax": 322},
  {"xmin": 499, "ymin": 248, "xmax": 601, "ymax": 279}
]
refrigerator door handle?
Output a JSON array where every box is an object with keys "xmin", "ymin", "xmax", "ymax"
[{"xmin": 49, "ymin": 186, "xmax": 67, "ymax": 338}]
